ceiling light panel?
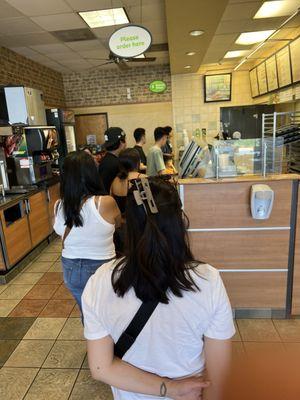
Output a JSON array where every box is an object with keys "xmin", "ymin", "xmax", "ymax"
[
  {"xmin": 224, "ymin": 50, "xmax": 250, "ymax": 58},
  {"xmin": 235, "ymin": 30, "xmax": 275, "ymax": 45},
  {"xmin": 6, "ymin": 0, "xmax": 72, "ymax": 16},
  {"xmin": 189, "ymin": 30, "xmax": 204, "ymax": 36},
  {"xmin": 79, "ymin": 8, "xmax": 129, "ymax": 28},
  {"xmin": 254, "ymin": 0, "xmax": 300, "ymax": 19},
  {"xmin": 31, "ymin": 13, "xmax": 86, "ymax": 31}
]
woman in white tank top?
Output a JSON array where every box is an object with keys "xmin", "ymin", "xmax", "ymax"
[{"xmin": 53, "ymin": 151, "xmax": 121, "ymax": 313}]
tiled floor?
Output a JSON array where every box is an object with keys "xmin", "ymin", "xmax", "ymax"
[
  {"xmin": 1, "ymin": 239, "xmax": 300, "ymax": 399},
  {"xmin": 0, "ymin": 239, "xmax": 111, "ymax": 400}
]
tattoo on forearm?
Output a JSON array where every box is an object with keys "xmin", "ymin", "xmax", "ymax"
[{"xmin": 160, "ymin": 382, "xmax": 167, "ymax": 397}]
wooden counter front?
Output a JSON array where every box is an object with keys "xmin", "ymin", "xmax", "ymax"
[
  {"xmin": 292, "ymin": 186, "xmax": 300, "ymax": 315},
  {"xmin": 179, "ymin": 174, "xmax": 300, "ymax": 316}
]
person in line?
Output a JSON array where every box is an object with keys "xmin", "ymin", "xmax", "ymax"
[
  {"xmin": 161, "ymin": 126, "xmax": 174, "ymax": 157},
  {"xmin": 82, "ymin": 177, "xmax": 234, "ymax": 400},
  {"xmin": 146, "ymin": 127, "xmax": 168, "ymax": 176},
  {"xmin": 133, "ymin": 128, "xmax": 147, "ymax": 172},
  {"xmin": 111, "ymin": 148, "xmax": 147, "ymax": 215},
  {"xmin": 93, "ymin": 147, "xmax": 106, "ymax": 165},
  {"xmin": 164, "ymin": 155, "xmax": 177, "ymax": 175},
  {"xmin": 162, "ymin": 126, "xmax": 177, "ymax": 175},
  {"xmin": 98, "ymin": 127, "xmax": 126, "ymax": 193},
  {"xmin": 110, "ymin": 148, "xmax": 147, "ymax": 254},
  {"xmin": 82, "ymin": 146, "xmax": 93, "ymax": 156},
  {"xmin": 53, "ymin": 151, "xmax": 121, "ymax": 313}
]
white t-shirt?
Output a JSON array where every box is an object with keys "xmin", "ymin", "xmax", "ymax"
[
  {"xmin": 82, "ymin": 260, "xmax": 235, "ymax": 400},
  {"xmin": 53, "ymin": 197, "xmax": 116, "ymax": 260}
]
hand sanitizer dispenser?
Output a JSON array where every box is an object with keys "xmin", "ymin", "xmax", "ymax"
[{"xmin": 251, "ymin": 184, "xmax": 274, "ymax": 220}]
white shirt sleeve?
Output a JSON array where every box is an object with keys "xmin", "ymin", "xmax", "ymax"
[
  {"xmin": 204, "ymin": 270, "xmax": 236, "ymax": 340},
  {"xmin": 82, "ymin": 275, "xmax": 109, "ymax": 340},
  {"xmin": 53, "ymin": 200, "xmax": 65, "ymax": 237}
]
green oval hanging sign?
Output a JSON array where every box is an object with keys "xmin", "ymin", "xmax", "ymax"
[{"xmin": 149, "ymin": 80, "xmax": 167, "ymax": 93}]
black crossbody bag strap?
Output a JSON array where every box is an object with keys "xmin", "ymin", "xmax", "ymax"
[{"xmin": 114, "ymin": 300, "xmax": 159, "ymax": 359}]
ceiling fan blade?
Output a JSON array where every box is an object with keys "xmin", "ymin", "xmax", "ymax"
[
  {"xmin": 84, "ymin": 57, "xmax": 110, "ymax": 61},
  {"xmin": 86, "ymin": 61, "xmax": 114, "ymax": 70},
  {"xmin": 129, "ymin": 57, "xmax": 156, "ymax": 62}
]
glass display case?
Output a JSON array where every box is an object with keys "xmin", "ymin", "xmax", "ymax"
[{"xmin": 212, "ymin": 138, "xmax": 284, "ymax": 179}]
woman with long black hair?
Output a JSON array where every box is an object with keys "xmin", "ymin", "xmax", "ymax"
[
  {"xmin": 82, "ymin": 177, "xmax": 235, "ymax": 400},
  {"xmin": 54, "ymin": 151, "xmax": 120, "ymax": 313},
  {"xmin": 110, "ymin": 148, "xmax": 146, "ymax": 215}
]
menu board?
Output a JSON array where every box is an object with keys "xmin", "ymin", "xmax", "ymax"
[
  {"xmin": 276, "ymin": 46, "xmax": 292, "ymax": 88},
  {"xmin": 249, "ymin": 68, "xmax": 259, "ymax": 97},
  {"xmin": 290, "ymin": 36, "xmax": 300, "ymax": 83},
  {"xmin": 257, "ymin": 62, "xmax": 268, "ymax": 95},
  {"xmin": 265, "ymin": 55, "xmax": 278, "ymax": 91}
]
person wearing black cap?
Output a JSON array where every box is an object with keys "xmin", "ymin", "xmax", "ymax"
[{"xmin": 98, "ymin": 127, "xmax": 126, "ymax": 193}]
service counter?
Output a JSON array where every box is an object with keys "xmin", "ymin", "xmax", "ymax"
[
  {"xmin": 179, "ymin": 174, "xmax": 300, "ymax": 318},
  {"xmin": 0, "ymin": 178, "xmax": 60, "ymax": 283}
]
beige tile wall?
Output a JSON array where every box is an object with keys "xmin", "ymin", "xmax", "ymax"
[
  {"xmin": 171, "ymin": 71, "xmax": 300, "ymax": 151},
  {"xmin": 171, "ymin": 71, "xmax": 252, "ymax": 147},
  {"xmin": 73, "ymin": 102, "xmax": 173, "ymax": 152},
  {"xmin": 72, "ymin": 70, "xmax": 300, "ymax": 156},
  {"xmin": 255, "ymin": 84, "xmax": 300, "ymax": 106}
]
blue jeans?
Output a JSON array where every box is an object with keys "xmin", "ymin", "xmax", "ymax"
[{"xmin": 61, "ymin": 257, "xmax": 112, "ymax": 312}]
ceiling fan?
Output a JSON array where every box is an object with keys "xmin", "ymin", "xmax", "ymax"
[{"xmin": 85, "ymin": 52, "xmax": 156, "ymax": 70}]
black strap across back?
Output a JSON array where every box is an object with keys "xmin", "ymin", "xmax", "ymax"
[{"xmin": 114, "ymin": 300, "xmax": 159, "ymax": 359}]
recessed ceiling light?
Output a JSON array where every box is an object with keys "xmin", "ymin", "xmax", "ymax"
[
  {"xmin": 184, "ymin": 65, "xmax": 191, "ymax": 69},
  {"xmin": 224, "ymin": 50, "xmax": 250, "ymax": 58},
  {"xmin": 235, "ymin": 30, "xmax": 275, "ymax": 45},
  {"xmin": 186, "ymin": 51, "xmax": 196, "ymax": 56},
  {"xmin": 254, "ymin": 0, "xmax": 299, "ymax": 19},
  {"xmin": 79, "ymin": 8, "xmax": 129, "ymax": 28},
  {"xmin": 189, "ymin": 30, "xmax": 204, "ymax": 36}
]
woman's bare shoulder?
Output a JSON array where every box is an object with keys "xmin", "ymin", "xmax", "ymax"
[{"xmin": 95, "ymin": 195, "xmax": 116, "ymax": 209}]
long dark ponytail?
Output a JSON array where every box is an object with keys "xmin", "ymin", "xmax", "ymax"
[
  {"xmin": 112, "ymin": 177, "xmax": 202, "ymax": 303},
  {"xmin": 118, "ymin": 148, "xmax": 141, "ymax": 180},
  {"xmin": 60, "ymin": 151, "xmax": 105, "ymax": 228}
]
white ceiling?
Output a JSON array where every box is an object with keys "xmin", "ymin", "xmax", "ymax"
[
  {"xmin": 0, "ymin": 0, "xmax": 169, "ymax": 73},
  {"xmin": 1, "ymin": 0, "xmax": 300, "ymax": 75},
  {"xmin": 200, "ymin": 0, "xmax": 300, "ymax": 73}
]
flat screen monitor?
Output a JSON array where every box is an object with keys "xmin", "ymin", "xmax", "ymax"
[{"xmin": 179, "ymin": 141, "xmax": 202, "ymax": 178}]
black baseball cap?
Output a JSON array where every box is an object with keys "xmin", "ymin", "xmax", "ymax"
[{"xmin": 103, "ymin": 127, "xmax": 126, "ymax": 148}]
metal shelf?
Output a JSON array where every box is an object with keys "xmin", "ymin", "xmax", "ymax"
[{"xmin": 262, "ymin": 111, "xmax": 300, "ymax": 174}]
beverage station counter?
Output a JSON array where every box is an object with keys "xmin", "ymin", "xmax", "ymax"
[{"xmin": 0, "ymin": 178, "xmax": 60, "ymax": 283}]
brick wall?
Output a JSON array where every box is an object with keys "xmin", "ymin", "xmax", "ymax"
[
  {"xmin": 63, "ymin": 64, "xmax": 171, "ymax": 108},
  {"xmin": 0, "ymin": 47, "xmax": 65, "ymax": 107}
]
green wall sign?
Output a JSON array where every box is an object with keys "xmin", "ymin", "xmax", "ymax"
[{"xmin": 149, "ymin": 80, "xmax": 167, "ymax": 93}]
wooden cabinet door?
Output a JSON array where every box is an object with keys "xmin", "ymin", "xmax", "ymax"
[
  {"xmin": 48, "ymin": 183, "xmax": 60, "ymax": 232},
  {"xmin": 0, "ymin": 202, "xmax": 32, "ymax": 267},
  {"xmin": 28, "ymin": 191, "xmax": 51, "ymax": 247}
]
